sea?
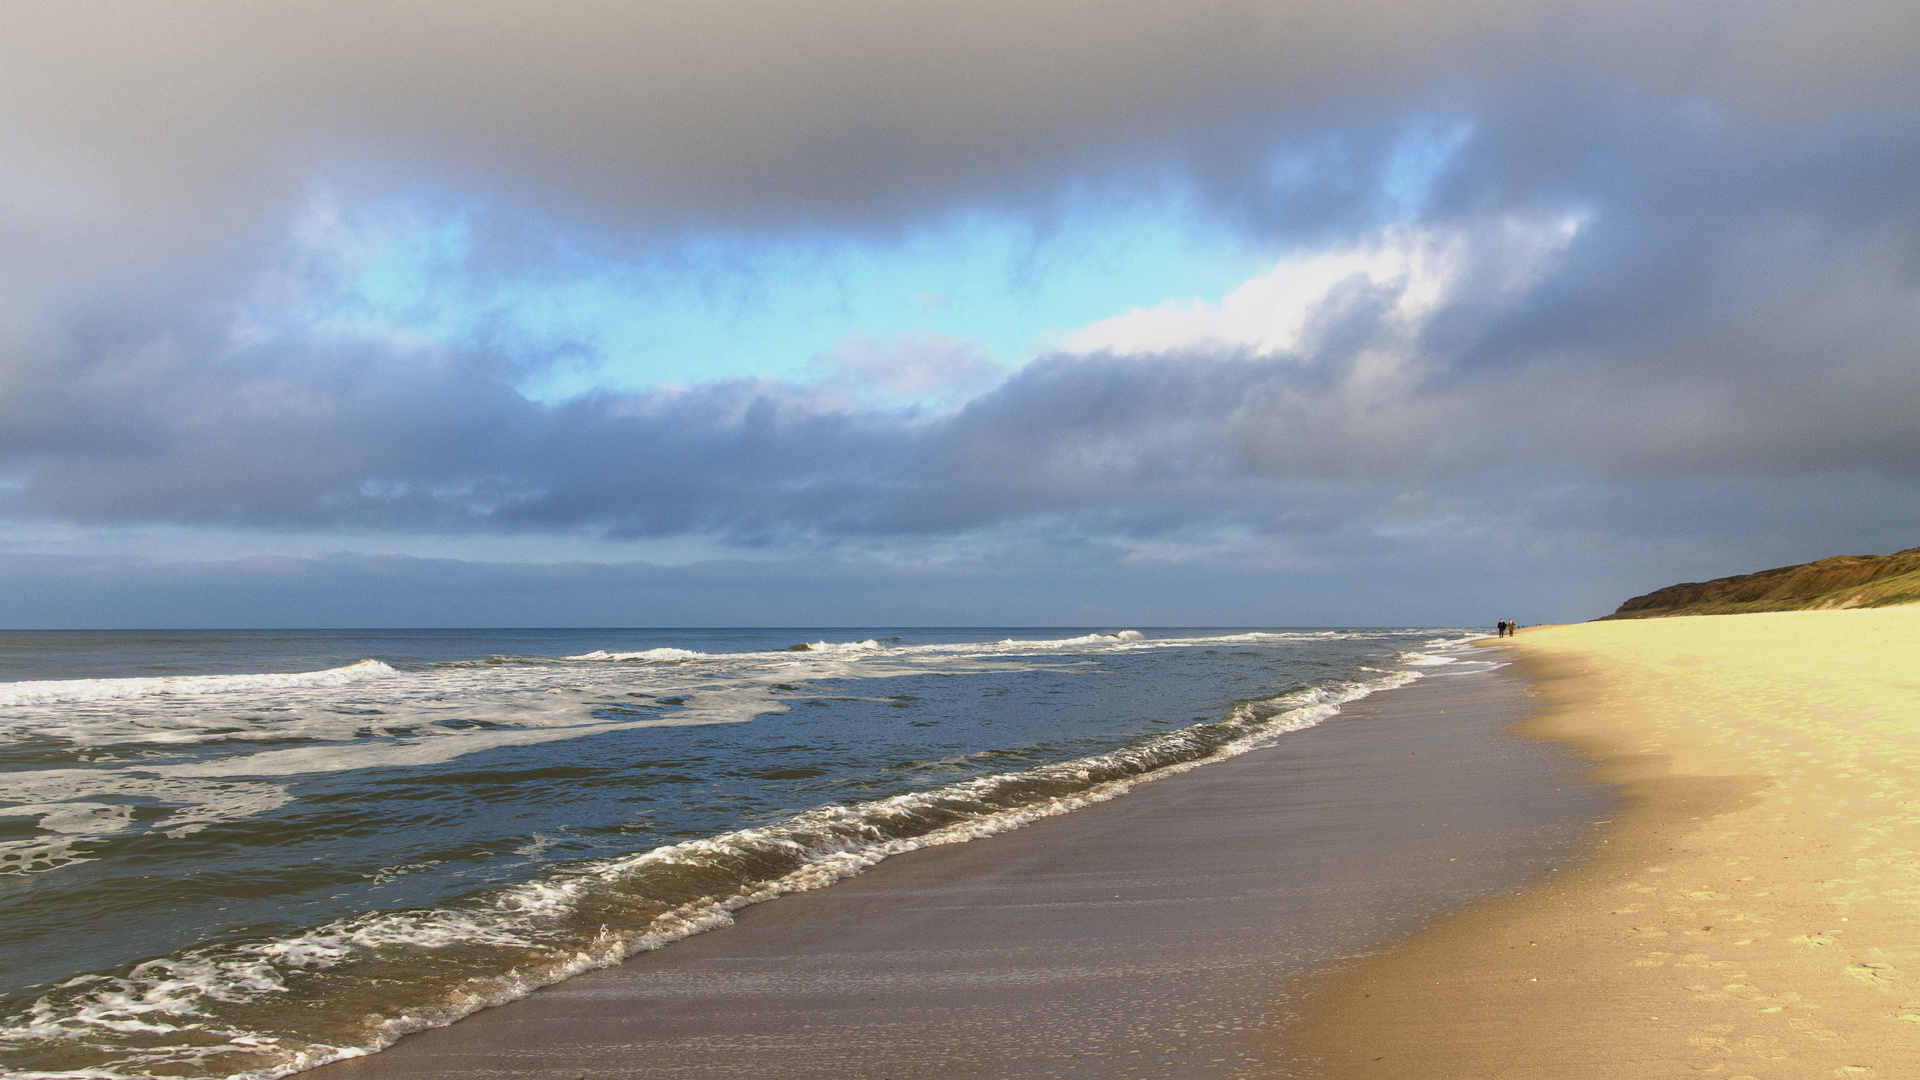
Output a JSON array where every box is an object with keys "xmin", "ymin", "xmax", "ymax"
[{"xmin": 0, "ymin": 626, "xmax": 1485, "ymax": 1079}]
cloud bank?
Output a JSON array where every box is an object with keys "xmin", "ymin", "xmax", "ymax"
[{"xmin": 1, "ymin": 0, "xmax": 1916, "ymax": 625}]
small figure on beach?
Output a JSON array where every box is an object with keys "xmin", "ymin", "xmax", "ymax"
[{"xmin": 1496, "ymin": 620, "xmax": 1508, "ymax": 637}]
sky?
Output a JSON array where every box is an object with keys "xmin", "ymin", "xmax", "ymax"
[{"xmin": 1, "ymin": 0, "xmax": 1917, "ymax": 628}]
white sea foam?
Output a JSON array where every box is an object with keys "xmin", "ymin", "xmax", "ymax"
[
  {"xmin": 1399, "ymin": 632, "xmax": 1499, "ymax": 664},
  {"xmin": 1016, "ymin": 630, "xmax": 1147, "ymax": 647},
  {"xmin": 0, "ymin": 630, "xmax": 1481, "ymax": 1077},
  {"xmin": 787, "ymin": 639, "xmax": 885, "ymax": 653},
  {"xmin": 0, "ymin": 631, "xmax": 1468, "ymax": 883},
  {"xmin": 0, "ymin": 661, "xmax": 1429, "ymax": 1079},
  {"xmin": 0, "ymin": 776, "xmax": 293, "ymax": 876},
  {"xmin": 0, "ymin": 660, "xmax": 395, "ymax": 707},
  {"xmin": 0, "ymin": 688, "xmax": 787, "ymax": 876},
  {"xmin": 0, "ymin": 660, "xmax": 773, "ymax": 750},
  {"xmin": 0, "ymin": 639, "xmax": 1079, "ymax": 875},
  {"xmin": 563, "ymin": 648, "xmax": 709, "ymax": 662},
  {"xmin": 557, "ymin": 629, "xmax": 1395, "ymax": 669}
]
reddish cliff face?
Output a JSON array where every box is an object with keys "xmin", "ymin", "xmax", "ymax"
[{"xmin": 1603, "ymin": 547, "xmax": 1920, "ymax": 619}]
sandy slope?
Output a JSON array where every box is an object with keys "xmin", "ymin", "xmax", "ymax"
[{"xmin": 1286, "ymin": 605, "xmax": 1920, "ymax": 1079}]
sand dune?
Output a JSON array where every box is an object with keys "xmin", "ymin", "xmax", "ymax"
[
  {"xmin": 1603, "ymin": 548, "xmax": 1920, "ymax": 618},
  {"xmin": 1288, "ymin": 604, "xmax": 1920, "ymax": 1078}
]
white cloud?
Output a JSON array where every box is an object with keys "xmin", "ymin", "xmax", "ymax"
[{"xmin": 1056, "ymin": 214, "xmax": 1585, "ymax": 361}]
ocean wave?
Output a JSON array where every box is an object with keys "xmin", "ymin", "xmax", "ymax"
[
  {"xmin": 557, "ymin": 629, "xmax": 1430, "ymax": 668},
  {"xmin": 980, "ymin": 630, "xmax": 1146, "ymax": 648},
  {"xmin": 1053, "ymin": 629, "xmax": 1146, "ymax": 645},
  {"xmin": 0, "ymin": 665, "xmax": 1419, "ymax": 1079},
  {"xmin": 784, "ymin": 639, "xmax": 886, "ymax": 653},
  {"xmin": 0, "ymin": 660, "xmax": 396, "ymax": 707},
  {"xmin": 563, "ymin": 640, "xmax": 887, "ymax": 661},
  {"xmin": 563, "ymin": 647, "xmax": 711, "ymax": 662}
]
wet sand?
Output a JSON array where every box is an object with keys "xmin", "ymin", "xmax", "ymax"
[
  {"xmin": 1288, "ymin": 605, "xmax": 1920, "ymax": 1079},
  {"xmin": 309, "ymin": 663, "xmax": 1610, "ymax": 1079}
]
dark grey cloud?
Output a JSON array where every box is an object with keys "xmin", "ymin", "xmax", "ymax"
[
  {"xmin": 1, "ymin": 1, "xmax": 1503, "ymax": 237},
  {"xmin": 5, "ymin": 463, "xmax": 1917, "ymax": 629},
  {"xmin": 7, "ymin": 1, "xmax": 1915, "ymax": 255},
  {"xmin": 5, "ymin": 166, "xmax": 1917, "ymax": 549},
  {"xmin": 2, "ymin": 1, "xmax": 1919, "ymax": 622}
]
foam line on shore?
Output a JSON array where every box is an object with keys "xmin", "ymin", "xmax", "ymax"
[
  {"xmin": 2, "ymin": 665, "xmax": 1426, "ymax": 1079},
  {"xmin": 298, "ymin": 658, "xmax": 1608, "ymax": 1080}
]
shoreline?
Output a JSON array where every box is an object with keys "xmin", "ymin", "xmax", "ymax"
[
  {"xmin": 1284, "ymin": 605, "xmax": 1920, "ymax": 1078},
  {"xmin": 307, "ymin": 663, "xmax": 1608, "ymax": 1079}
]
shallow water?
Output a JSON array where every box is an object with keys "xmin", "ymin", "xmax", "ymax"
[{"xmin": 0, "ymin": 627, "xmax": 1478, "ymax": 1079}]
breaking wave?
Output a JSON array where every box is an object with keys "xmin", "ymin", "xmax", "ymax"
[
  {"xmin": 564, "ymin": 648, "xmax": 710, "ymax": 662},
  {"xmin": 0, "ymin": 668, "xmax": 1416, "ymax": 1079},
  {"xmin": 0, "ymin": 660, "xmax": 396, "ymax": 708}
]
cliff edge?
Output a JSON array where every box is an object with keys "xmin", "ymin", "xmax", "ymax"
[{"xmin": 1602, "ymin": 547, "xmax": 1920, "ymax": 619}]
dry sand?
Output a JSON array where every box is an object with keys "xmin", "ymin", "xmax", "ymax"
[{"xmin": 1287, "ymin": 605, "xmax": 1920, "ymax": 1079}]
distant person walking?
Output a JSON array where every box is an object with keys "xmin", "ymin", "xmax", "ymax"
[{"xmin": 1496, "ymin": 620, "xmax": 1508, "ymax": 637}]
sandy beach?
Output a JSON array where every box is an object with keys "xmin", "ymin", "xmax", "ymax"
[
  {"xmin": 306, "ymin": 663, "xmax": 1606, "ymax": 1079},
  {"xmin": 1288, "ymin": 604, "xmax": 1920, "ymax": 1078}
]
